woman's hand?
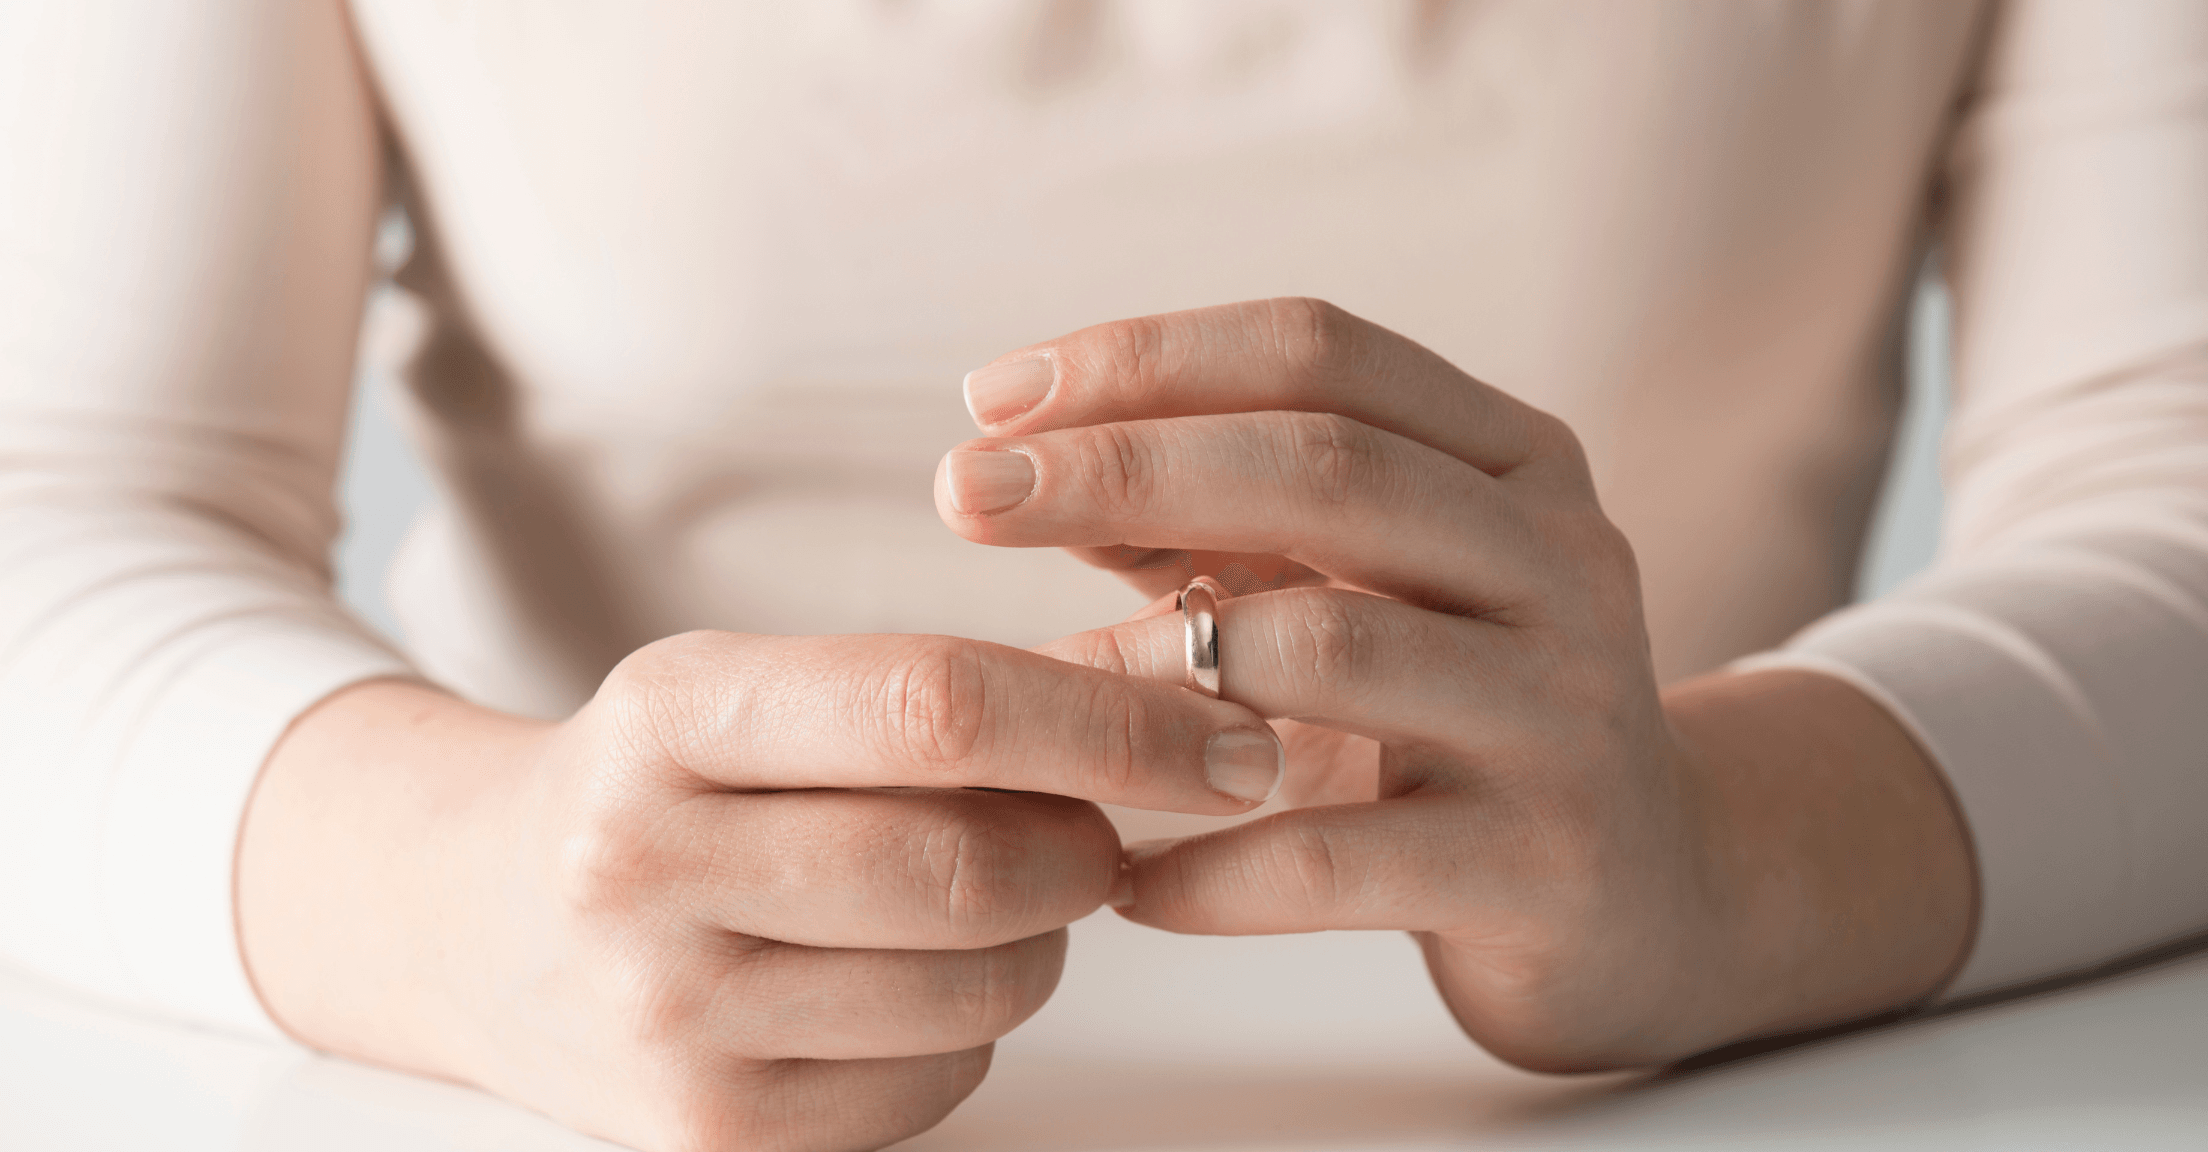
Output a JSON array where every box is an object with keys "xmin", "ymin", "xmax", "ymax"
[
  {"xmin": 936, "ymin": 298, "xmax": 1976, "ymax": 1070},
  {"xmin": 238, "ymin": 632, "xmax": 1283, "ymax": 1152}
]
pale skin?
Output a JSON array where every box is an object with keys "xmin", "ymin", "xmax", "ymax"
[{"xmin": 239, "ymin": 297, "xmax": 1975, "ymax": 1152}]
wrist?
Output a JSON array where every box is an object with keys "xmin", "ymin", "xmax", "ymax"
[
  {"xmin": 236, "ymin": 678, "xmax": 550, "ymax": 1076},
  {"xmin": 1661, "ymin": 668, "xmax": 1977, "ymax": 1050}
]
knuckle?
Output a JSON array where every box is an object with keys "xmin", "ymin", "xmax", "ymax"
[
  {"xmin": 597, "ymin": 630, "xmax": 748, "ymax": 764},
  {"xmin": 1093, "ymin": 314, "xmax": 1171, "ymax": 399},
  {"xmin": 1275, "ymin": 588, "xmax": 1378, "ymax": 694},
  {"xmin": 1583, "ymin": 517, "xmax": 1643, "ymax": 607},
  {"xmin": 971, "ymin": 926, "xmax": 1064, "ymax": 1028},
  {"xmin": 552, "ymin": 788, "xmax": 678, "ymax": 924},
  {"xmin": 869, "ymin": 637, "xmax": 990, "ymax": 770},
  {"xmin": 1073, "ymin": 675, "xmax": 1146, "ymax": 799},
  {"xmin": 607, "ymin": 629, "xmax": 721, "ymax": 693},
  {"xmin": 1522, "ymin": 408, "xmax": 1592, "ymax": 476},
  {"xmin": 1072, "ymin": 420, "xmax": 1157, "ymax": 521},
  {"xmin": 1266, "ymin": 296, "xmax": 1356, "ymax": 388},
  {"xmin": 1265, "ymin": 819, "xmax": 1349, "ymax": 915},
  {"xmin": 949, "ymin": 937, "xmax": 1057, "ymax": 1038},
  {"xmin": 914, "ymin": 806, "xmax": 1025, "ymax": 940},
  {"xmin": 1069, "ymin": 623, "xmax": 1134, "ymax": 676},
  {"xmin": 1280, "ymin": 410, "xmax": 1373, "ymax": 508},
  {"xmin": 1529, "ymin": 502, "xmax": 1643, "ymax": 621},
  {"xmin": 596, "ymin": 638, "xmax": 681, "ymax": 734}
]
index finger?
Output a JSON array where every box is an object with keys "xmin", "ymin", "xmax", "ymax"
[
  {"xmin": 960, "ymin": 297, "xmax": 1568, "ymax": 478},
  {"xmin": 603, "ymin": 631, "xmax": 1284, "ymax": 814}
]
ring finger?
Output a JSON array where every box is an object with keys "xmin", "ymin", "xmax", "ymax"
[{"xmin": 1037, "ymin": 585, "xmax": 1524, "ymax": 750}]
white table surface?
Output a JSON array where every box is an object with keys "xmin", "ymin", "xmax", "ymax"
[{"xmin": 6, "ymin": 908, "xmax": 2204, "ymax": 1152}]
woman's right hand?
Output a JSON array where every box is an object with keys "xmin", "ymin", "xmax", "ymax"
[{"xmin": 238, "ymin": 630, "xmax": 1283, "ymax": 1152}]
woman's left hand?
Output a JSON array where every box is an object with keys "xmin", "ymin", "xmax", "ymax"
[{"xmin": 934, "ymin": 298, "xmax": 1974, "ymax": 1070}]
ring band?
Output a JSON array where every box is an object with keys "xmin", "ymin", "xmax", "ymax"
[{"xmin": 1178, "ymin": 576, "xmax": 1225, "ymax": 698}]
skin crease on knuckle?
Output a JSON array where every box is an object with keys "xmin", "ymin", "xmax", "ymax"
[
  {"xmin": 1273, "ymin": 587, "xmax": 1380, "ymax": 704},
  {"xmin": 951, "ymin": 932, "xmax": 1065, "ymax": 1034},
  {"xmin": 1073, "ymin": 419, "xmax": 1159, "ymax": 526},
  {"xmin": 915, "ymin": 805, "xmax": 1027, "ymax": 942},
  {"xmin": 1091, "ymin": 314, "xmax": 1172, "ymax": 410},
  {"xmin": 1075, "ymin": 669, "xmax": 1151, "ymax": 800},
  {"xmin": 897, "ymin": 932, "xmax": 1068, "ymax": 1050},
  {"xmin": 1267, "ymin": 818, "xmax": 1352, "ymax": 923},
  {"xmin": 1279, "ymin": 410, "xmax": 1369, "ymax": 512},
  {"xmin": 549, "ymin": 787, "xmax": 687, "ymax": 928},
  {"xmin": 868, "ymin": 638, "xmax": 990, "ymax": 774},
  {"xmin": 597, "ymin": 629, "xmax": 755, "ymax": 780},
  {"xmin": 549, "ymin": 711, "xmax": 719, "ymax": 933},
  {"xmin": 1265, "ymin": 296, "xmax": 1357, "ymax": 395},
  {"xmin": 911, "ymin": 792, "xmax": 1115, "ymax": 947}
]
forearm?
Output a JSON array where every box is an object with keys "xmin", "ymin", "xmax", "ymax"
[{"xmin": 1665, "ymin": 667, "xmax": 1976, "ymax": 1046}]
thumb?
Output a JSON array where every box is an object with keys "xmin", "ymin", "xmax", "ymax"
[{"xmin": 1115, "ymin": 796, "xmax": 1474, "ymax": 936}]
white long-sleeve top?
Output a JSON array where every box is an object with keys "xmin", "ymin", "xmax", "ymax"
[{"xmin": 2, "ymin": 0, "xmax": 2205, "ymax": 1045}]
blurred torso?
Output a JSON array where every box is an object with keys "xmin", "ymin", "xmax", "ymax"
[{"xmin": 350, "ymin": 0, "xmax": 1983, "ymax": 1064}]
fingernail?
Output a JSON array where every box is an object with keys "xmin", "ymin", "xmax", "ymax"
[
  {"xmin": 1204, "ymin": 728, "xmax": 1284, "ymax": 805},
  {"xmin": 944, "ymin": 449, "xmax": 1036, "ymax": 514},
  {"xmin": 963, "ymin": 357, "xmax": 1055, "ymax": 426},
  {"xmin": 1106, "ymin": 859, "xmax": 1135, "ymax": 909}
]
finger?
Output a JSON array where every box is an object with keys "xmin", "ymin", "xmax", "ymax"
[
  {"xmin": 654, "ymin": 789, "xmax": 1119, "ymax": 950},
  {"xmin": 1116, "ymin": 797, "xmax": 1509, "ymax": 935},
  {"xmin": 961, "ymin": 297, "xmax": 1579, "ymax": 483},
  {"xmin": 608, "ymin": 631, "xmax": 1286, "ymax": 814},
  {"xmin": 935, "ymin": 411, "xmax": 1548, "ymax": 613},
  {"xmin": 1036, "ymin": 585, "xmax": 1509, "ymax": 746},
  {"xmin": 1063, "ymin": 545, "xmax": 1326, "ymax": 602},
  {"xmin": 664, "ymin": 1046, "xmax": 992, "ymax": 1152},
  {"xmin": 711, "ymin": 931, "xmax": 1065, "ymax": 1060}
]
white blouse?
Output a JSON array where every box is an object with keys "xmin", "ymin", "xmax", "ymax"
[{"xmin": 3, "ymin": 0, "xmax": 2205, "ymax": 1052}]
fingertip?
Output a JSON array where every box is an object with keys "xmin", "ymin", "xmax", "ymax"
[
  {"xmin": 963, "ymin": 355, "xmax": 1057, "ymax": 429},
  {"xmin": 1112, "ymin": 836, "xmax": 1189, "ymax": 919},
  {"xmin": 1105, "ymin": 856, "xmax": 1136, "ymax": 909},
  {"xmin": 1107, "ymin": 612, "xmax": 1185, "ymax": 682},
  {"xmin": 941, "ymin": 447, "xmax": 1037, "ymax": 518},
  {"xmin": 931, "ymin": 449, "xmax": 972, "ymax": 530},
  {"xmin": 1205, "ymin": 727, "xmax": 1285, "ymax": 806},
  {"xmin": 960, "ymin": 368, "xmax": 984, "ymax": 426}
]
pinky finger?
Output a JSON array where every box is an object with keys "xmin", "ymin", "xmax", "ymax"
[
  {"xmin": 1118, "ymin": 797, "xmax": 1516, "ymax": 937},
  {"xmin": 653, "ymin": 1047, "xmax": 993, "ymax": 1152}
]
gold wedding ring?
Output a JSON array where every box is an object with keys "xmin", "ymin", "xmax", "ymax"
[{"xmin": 1178, "ymin": 576, "xmax": 1225, "ymax": 698}]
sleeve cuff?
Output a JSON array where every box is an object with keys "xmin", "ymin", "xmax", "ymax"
[
  {"xmin": 95, "ymin": 619, "xmax": 416, "ymax": 1039},
  {"xmin": 1733, "ymin": 597, "xmax": 2134, "ymax": 1001}
]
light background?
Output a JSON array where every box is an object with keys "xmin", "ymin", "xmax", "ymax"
[{"xmin": 332, "ymin": 277, "xmax": 1953, "ymax": 651}]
